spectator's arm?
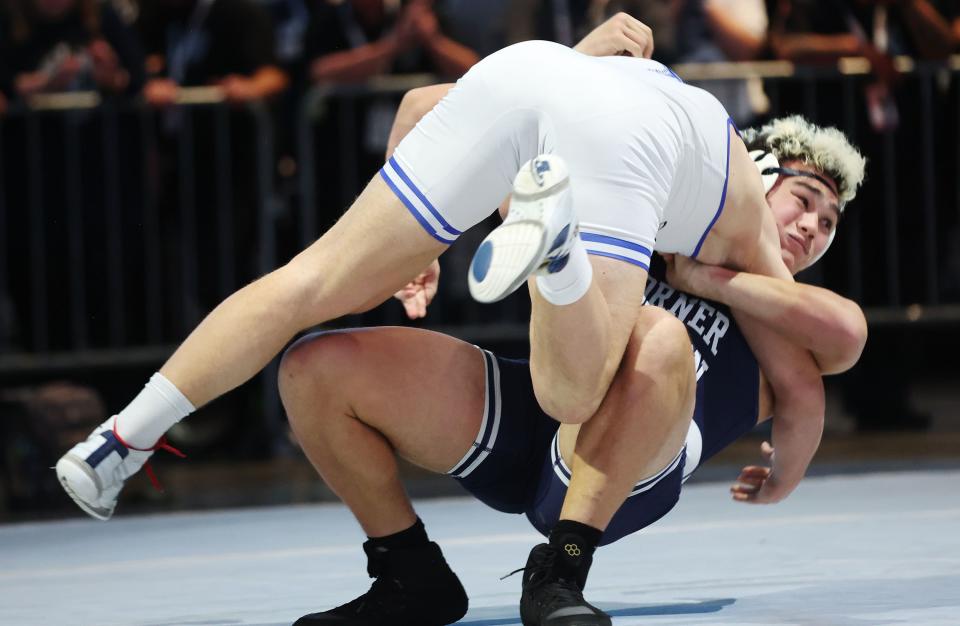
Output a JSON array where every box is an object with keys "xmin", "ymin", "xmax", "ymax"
[
  {"xmin": 896, "ymin": 0, "xmax": 956, "ymax": 59},
  {"xmin": 98, "ymin": 3, "xmax": 146, "ymax": 93},
  {"xmin": 420, "ymin": 31, "xmax": 481, "ymax": 77},
  {"xmin": 770, "ymin": 31, "xmax": 865, "ymax": 62},
  {"xmin": 220, "ymin": 65, "xmax": 289, "ymax": 102},
  {"xmin": 705, "ymin": 0, "xmax": 768, "ymax": 60},
  {"xmin": 407, "ymin": 2, "xmax": 479, "ymax": 77},
  {"xmin": 310, "ymin": 35, "xmax": 404, "ymax": 83}
]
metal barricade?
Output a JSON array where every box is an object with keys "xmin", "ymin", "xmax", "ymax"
[
  {"xmin": 0, "ymin": 88, "xmax": 283, "ymax": 450},
  {"xmin": 1, "ymin": 54, "xmax": 958, "ymax": 452}
]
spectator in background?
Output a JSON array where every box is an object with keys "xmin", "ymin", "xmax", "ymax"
[
  {"xmin": 436, "ymin": 0, "xmax": 515, "ymax": 58},
  {"xmin": 504, "ymin": 0, "xmax": 591, "ymax": 46},
  {"xmin": 767, "ymin": 0, "xmax": 955, "ymax": 431},
  {"xmin": 673, "ymin": 0, "xmax": 770, "ymax": 124},
  {"xmin": 134, "ymin": 0, "xmax": 289, "ymax": 327},
  {"xmin": 303, "ymin": 0, "xmax": 481, "ymax": 257},
  {"xmin": 135, "ymin": 0, "xmax": 288, "ymax": 106},
  {"xmin": 505, "ymin": 0, "xmax": 768, "ymax": 124},
  {"xmin": 0, "ymin": 0, "xmax": 144, "ymax": 102},
  {"xmin": 768, "ymin": 0, "xmax": 956, "ymax": 129},
  {"xmin": 306, "ymin": 0, "xmax": 480, "ymax": 84}
]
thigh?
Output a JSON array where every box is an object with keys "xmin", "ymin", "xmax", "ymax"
[
  {"xmin": 389, "ymin": 49, "xmax": 549, "ymax": 237},
  {"xmin": 451, "ymin": 354, "xmax": 559, "ymax": 514},
  {"xmin": 588, "ymin": 254, "xmax": 653, "ymax": 363},
  {"xmin": 293, "ymin": 326, "xmax": 488, "ymax": 473}
]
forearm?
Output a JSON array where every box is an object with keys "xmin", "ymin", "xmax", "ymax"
[
  {"xmin": 704, "ymin": 3, "xmax": 765, "ymax": 60},
  {"xmin": 899, "ymin": 0, "xmax": 956, "ymax": 59},
  {"xmin": 246, "ymin": 66, "xmax": 289, "ymax": 99},
  {"xmin": 736, "ymin": 310, "xmax": 825, "ymax": 497},
  {"xmin": 693, "ymin": 266, "xmax": 867, "ymax": 373},
  {"xmin": 386, "ymin": 83, "xmax": 453, "ymax": 158},
  {"xmin": 771, "ymin": 33, "xmax": 864, "ymax": 63},
  {"xmin": 768, "ymin": 387, "xmax": 824, "ymax": 491},
  {"xmin": 310, "ymin": 38, "xmax": 398, "ymax": 84},
  {"xmin": 422, "ymin": 34, "xmax": 480, "ymax": 78}
]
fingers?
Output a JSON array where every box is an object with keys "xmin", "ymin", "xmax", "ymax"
[
  {"xmin": 761, "ymin": 440, "xmax": 775, "ymax": 461},
  {"xmin": 424, "ymin": 275, "xmax": 438, "ymax": 303},
  {"xmin": 621, "ymin": 16, "xmax": 654, "ymax": 58},
  {"xmin": 730, "ymin": 464, "xmax": 771, "ymax": 502},
  {"xmin": 396, "ymin": 285, "xmax": 429, "ymax": 319},
  {"xmin": 615, "ymin": 32, "xmax": 645, "ymax": 58},
  {"xmin": 414, "ymin": 289, "xmax": 427, "ymax": 317}
]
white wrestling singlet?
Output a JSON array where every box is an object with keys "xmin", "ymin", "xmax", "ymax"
[{"xmin": 382, "ymin": 40, "xmax": 735, "ymax": 270}]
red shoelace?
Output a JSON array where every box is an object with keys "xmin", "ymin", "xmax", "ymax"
[{"xmin": 111, "ymin": 421, "xmax": 186, "ymax": 493}]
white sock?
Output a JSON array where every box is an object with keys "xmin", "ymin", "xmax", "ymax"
[
  {"xmin": 114, "ymin": 373, "xmax": 196, "ymax": 449},
  {"xmin": 535, "ymin": 238, "xmax": 593, "ymax": 305}
]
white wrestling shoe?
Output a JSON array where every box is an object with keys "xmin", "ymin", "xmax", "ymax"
[
  {"xmin": 55, "ymin": 416, "xmax": 183, "ymax": 520},
  {"xmin": 468, "ymin": 154, "xmax": 578, "ymax": 303}
]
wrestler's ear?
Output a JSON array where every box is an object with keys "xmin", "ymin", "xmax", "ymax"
[{"xmin": 749, "ymin": 150, "xmax": 780, "ymax": 194}]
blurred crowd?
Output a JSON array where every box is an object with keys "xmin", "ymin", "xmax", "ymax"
[
  {"xmin": 0, "ymin": 0, "xmax": 957, "ymax": 122},
  {"xmin": 2, "ymin": 0, "xmax": 958, "ymax": 513}
]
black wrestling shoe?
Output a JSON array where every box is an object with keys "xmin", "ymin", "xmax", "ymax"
[
  {"xmin": 518, "ymin": 543, "xmax": 611, "ymax": 626},
  {"xmin": 294, "ymin": 540, "xmax": 468, "ymax": 625}
]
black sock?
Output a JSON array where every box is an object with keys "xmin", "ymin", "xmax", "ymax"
[
  {"xmin": 549, "ymin": 519, "xmax": 603, "ymax": 558},
  {"xmin": 367, "ymin": 517, "xmax": 430, "ymax": 551},
  {"xmin": 548, "ymin": 520, "xmax": 603, "ymax": 587}
]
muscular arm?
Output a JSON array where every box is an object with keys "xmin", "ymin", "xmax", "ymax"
[
  {"xmin": 735, "ymin": 309, "xmax": 826, "ymax": 502},
  {"xmin": 704, "ymin": 0, "xmax": 767, "ymax": 61},
  {"xmin": 770, "ymin": 32, "xmax": 865, "ymax": 63},
  {"xmin": 310, "ymin": 36, "xmax": 402, "ymax": 84},
  {"xmin": 420, "ymin": 33, "xmax": 480, "ymax": 77},
  {"xmin": 678, "ymin": 263, "xmax": 867, "ymax": 374},
  {"xmin": 897, "ymin": 0, "xmax": 957, "ymax": 59}
]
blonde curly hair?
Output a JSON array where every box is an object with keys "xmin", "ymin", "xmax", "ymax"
[{"xmin": 742, "ymin": 115, "xmax": 866, "ymax": 207}]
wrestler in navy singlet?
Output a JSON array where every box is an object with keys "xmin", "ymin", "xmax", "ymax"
[{"xmin": 448, "ymin": 256, "xmax": 760, "ymax": 545}]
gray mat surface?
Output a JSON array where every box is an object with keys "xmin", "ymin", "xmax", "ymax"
[{"xmin": 2, "ymin": 471, "xmax": 958, "ymax": 625}]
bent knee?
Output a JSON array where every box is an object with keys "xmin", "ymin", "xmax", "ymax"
[
  {"xmin": 278, "ymin": 331, "xmax": 360, "ymax": 410},
  {"xmin": 628, "ymin": 308, "xmax": 696, "ymax": 397},
  {"xmin": 531, "ymin": 376, "xmax": 606, "ymax": 425}
]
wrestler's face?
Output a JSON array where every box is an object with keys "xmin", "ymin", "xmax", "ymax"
[{"xmin": 765, "ymin": 161, "xmax": 841, "ymax": 274}]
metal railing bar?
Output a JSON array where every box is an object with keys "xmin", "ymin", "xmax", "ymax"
[
  {"xmin": 26, "ymin": 114, "xmax": 48, "ymax": 350},
  {"xmin": 296, "ymin": 89, "xmax": 324, "ymax": 248},
  {"xmin": 882, "ymin": 130, "xmax": 900, "ymax": 306},
  {"xmin": 919, "ymin": 75, "xmax": 938, "ymax": 305},
  {"xmin": 140, "ymin": 108, "xmax": 163, "ymax": 343},
  {"xmin": 64, "ymin": 111, "xmax": 88, "ymax": 349},
  {"xmin": 0, "ymin": 120, "xmax": 7, "ymax": 351},
  {"xmin": 215, "ymin": 105, "xmax": 235, "ymax": 298},
  {"xmin": 338, "ymin": 96, "xmax": 359, "ymax": 208},
  {"xmin": 102, "ymin": 103, "xmax": 126, "ymax": 345},
  {"xmin": 842, "ymin": 76, "xmax": 863, "ymax": 302},
  {"xmin": 177, "ymin": 109, "xmax": 199, "ymax": 329},
  {"xmin": 0, "ymin": 345, "xmax": 175, "ymax": 374},
  {"xmin": 250, "ymin": 102, "xmax": 276, "ymax": 276}
]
